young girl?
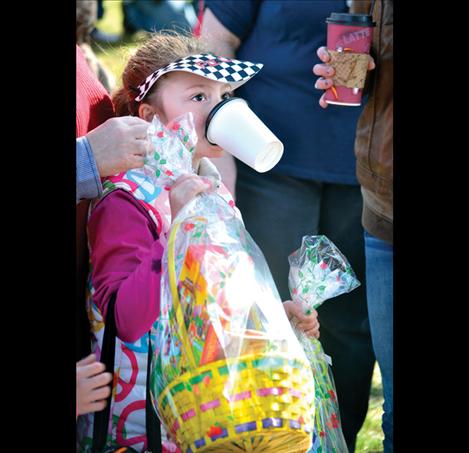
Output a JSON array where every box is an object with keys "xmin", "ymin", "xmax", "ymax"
[{"xmin": 76, "ymin": 32, "xmax": 320, "ymax": 452}]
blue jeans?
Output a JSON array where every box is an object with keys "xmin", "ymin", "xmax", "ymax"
[{"xmin": 364, "ymin": 231, "xmax": 393, "ymax": 453}]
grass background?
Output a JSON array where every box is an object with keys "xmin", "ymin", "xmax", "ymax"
[{"xmin": 92, "ymin": 2, "xmax": 385, "ymax": 451}]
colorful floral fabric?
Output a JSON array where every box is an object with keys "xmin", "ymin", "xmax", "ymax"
[{"xmin": 77, "ymin": 165, "xmax": 237, "ymax": 452}]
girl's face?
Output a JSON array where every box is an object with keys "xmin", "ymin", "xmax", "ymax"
[{"xmin": 140, "ymin": 71, "xmax": 233, "ymax": 163}]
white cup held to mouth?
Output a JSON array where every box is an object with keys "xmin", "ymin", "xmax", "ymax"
[{"xmin": 205, "ymin": 97, "xmax": 284, "ymax": 173}]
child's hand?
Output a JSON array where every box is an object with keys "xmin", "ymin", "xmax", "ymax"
[
  {"xmin": 76, "ymin": 354, "xmax": 113, "ymax": 417},
  {"xmin": 169, "ymin": 174, "xmax": 212, "ymax": 219},
  {"xmin": 283, "ymin": 300, "xmax": 320, "ymax": 339}
]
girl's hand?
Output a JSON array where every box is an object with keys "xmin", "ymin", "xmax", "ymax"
[
  {"xmin": 169, "ymin": 174, "xmax": 212, "ymax": 219},
  {"xmin": 76, "ymin": 354, "xmax": 113, "ymax": 417},
  {"xmin": 283, "ymin": 300, "xmax": 320, "ymax": 339},
  {"xmin": 312, "ymin": 46, "xmax": 375, "ymax": 108}
]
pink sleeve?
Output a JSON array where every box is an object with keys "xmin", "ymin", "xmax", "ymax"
[{"xmin": 88, "ymin": 190, "xmax": 164, "ymax": 343}]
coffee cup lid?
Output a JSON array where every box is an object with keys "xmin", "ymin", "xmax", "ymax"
[{"xmin": 326, "ymin": 12, "xmax": 376, "ymax": 27}]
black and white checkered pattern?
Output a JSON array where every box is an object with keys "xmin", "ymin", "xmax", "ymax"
[{"xmin": 135, "ymin": 53, "xmax": 263, "ymax": 102}]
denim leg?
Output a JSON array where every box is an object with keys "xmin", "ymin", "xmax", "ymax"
[
  {"xmin": 364, "ymin": 230, "xmax": 393, "ymax": 453},
  {"xmin": 236, "ymin": 164, "xmax": 322, "ymax": 301}
]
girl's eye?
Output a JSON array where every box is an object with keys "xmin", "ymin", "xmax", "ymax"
[
  {"xmin": 192, "ymin": 93, "xmax": 206, "ymax": 102},
  {"xmin": 222, "ymin": 92, "xmax": 233, "ymax": 100}
]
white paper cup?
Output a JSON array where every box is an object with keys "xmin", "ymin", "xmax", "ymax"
[{"xmin": 205, "ymin": 97, "xmax": 284, "ymax": 173}]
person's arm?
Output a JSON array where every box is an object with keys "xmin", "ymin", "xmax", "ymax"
[
  {"xmin": 88, "ymin": 176, "xmax": 210, "ymax": 344},
  {"xmin": 76, "ymin": 136, "xmax": 102, "ymax": 204},
  {"xmin": 76, "ymin": 116, "xmax": 150, "ymax": 204},
  {"xmin": 85, "ymin": 116, "xmax": 148, "ymax": 176},
  {"xmin": 201, "ymin": 7, "xmax": 241, "ymax": 58},
  {"xmin": 88, "ymin": 190, "xmax": 164, "ymax": 343},
  {"xmin": 201, "ymin": 5, "xmax": 247, "ymax": 197},
  {"xmin": 202, "ymin": 1, "xmax": 260, "ymax": 47}
]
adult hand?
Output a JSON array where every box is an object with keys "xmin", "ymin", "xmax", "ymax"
[
  {"xmin": 76, "ymin": 353, "xmax": 113, "ymax": 416},
  {"xmin": 312, "ymin": 46, "xmax": 376, "ymax": 108},
  {"xmin": 86, "ymin": 116, "xmax": 150, "ymax": 176},
  {"xmin": 283, "ymin": 300, "xmax": 320, "ymax": 339},
  {"xmin": 169, "ymin": 174, "xmax": 212, "ymax": 220}
]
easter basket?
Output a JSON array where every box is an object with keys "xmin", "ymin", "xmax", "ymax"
[
  {"xmin": 141, "ymin": 112, "xmax": 316, "ymax": 452},
  {"xmin": 150, "ymin": 195, "xmax": 316, "ymax": 453}
]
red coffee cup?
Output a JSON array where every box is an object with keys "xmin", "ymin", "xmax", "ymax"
[{"xmin": 324, "ymin": 12, "xmax": 375, "ymax": 106}]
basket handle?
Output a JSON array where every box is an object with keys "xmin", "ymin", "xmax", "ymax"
[{"xmin": 167, "ymin": 221, "xmax": 197, "ymax": 370}]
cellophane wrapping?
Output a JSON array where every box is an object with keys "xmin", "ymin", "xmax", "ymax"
[
  {"xmin": 288, "ymin": 235, "xmax": 360, "ymax": 453},
  {"xmin": 145, "ymin": 114, "xmax": 316, "ymax": 452}
]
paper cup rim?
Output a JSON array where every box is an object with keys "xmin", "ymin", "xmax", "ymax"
[
  {"xmin": 254, "ymin": 142, "xmax": 284, "ymax": 172},
  {"xmin": 205, "ymin": 97, "xmax": 249, "ymax": 145}
]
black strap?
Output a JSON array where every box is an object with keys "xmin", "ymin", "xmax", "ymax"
[
  {"xmin": 91, "ymin": 294, "xmax": 162, "ymax": 453},
  {"xmin": 92, "ymin": 293, "xmax": 117, "ymax": 453},
  {"xmin": 146, "ymin": 334, "xmax": 162, "ymax": 453}
]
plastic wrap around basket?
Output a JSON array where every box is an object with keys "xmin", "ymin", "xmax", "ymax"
[{"xmin": 151, "ymin": 204, "xmax": 315, "ymax": 452}]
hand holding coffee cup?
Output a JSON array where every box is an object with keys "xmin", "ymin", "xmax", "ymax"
[
  {"xmin": 205, "ymin": 97, "xmax": 284, "ymax": 173},
  {"xmin": 313, "ymin": 12, "xmax": 376, "ymax": 107},
  {"xmin": 313, "ymin": 46, "xmax": 375, "ymax": 109}
]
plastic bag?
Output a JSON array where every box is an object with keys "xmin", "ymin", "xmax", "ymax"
[
  {"xmin": 146, "ymin": 114, "xmax": 316, "ymax": 452},
  {"xmin": 288, "ymin": 235, "xmax": 360, "ymax": 453},
  {"xmin": 143, "ymin": 112, "xmax": 197, "ymax": 186}
]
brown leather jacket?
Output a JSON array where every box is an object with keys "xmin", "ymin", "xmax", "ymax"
[{"xmin": 351, "ymin": 0, "xmax": 393, "ymax": 244}]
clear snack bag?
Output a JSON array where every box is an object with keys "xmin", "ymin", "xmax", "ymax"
[
  {"xmin": 146, "ymin": 114, "xmax": 316, "ymax": 453},
  {"xmin": 288, "ymin": 235, "xmax": 360, "ymax": 453}
]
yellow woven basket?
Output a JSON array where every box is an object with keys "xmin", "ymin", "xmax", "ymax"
[{"xmin": 158, "ymin": 221, "xmax": 315, "ymax": 452}]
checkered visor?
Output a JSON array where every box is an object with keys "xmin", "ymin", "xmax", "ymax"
[{"xmin": 135, "ymin": 53, "xmax": 263, "ymax": 102}]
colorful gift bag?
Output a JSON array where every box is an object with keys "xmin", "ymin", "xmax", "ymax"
[{"xmin": 288, "ymin": 235, "xmax": 360, "ymax": 453}]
